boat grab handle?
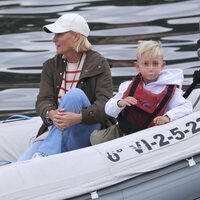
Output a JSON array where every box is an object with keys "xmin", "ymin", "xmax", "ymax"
[
  {"xmin": 90, "ymin": 191, "xmax": 99, "ymax": 199},
  {"xmin": 186, "ymin": 157, "xmax": 196, "ymax": 167}
]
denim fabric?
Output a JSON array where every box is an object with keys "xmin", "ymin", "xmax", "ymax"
[
  {"xmin": 18, "ymin": 88, "xmax": 100, "ymax": 161},
  {"xmin": 17, "ymin": 141, "xmax": 43, "ymax": 161}
]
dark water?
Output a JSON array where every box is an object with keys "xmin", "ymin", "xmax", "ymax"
[{"xmin": 0, "ymin": 0, "xmax": 200, "ymax": 119}]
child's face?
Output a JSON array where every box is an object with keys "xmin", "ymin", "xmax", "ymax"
[{"xmin": 135, "ymin": 52, "xmax": 165, "ymax": 84}]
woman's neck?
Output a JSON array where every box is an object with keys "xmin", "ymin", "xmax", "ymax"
[{"xmin": 63, "ymin": 52, "xmax": 82, "ymax": 63}]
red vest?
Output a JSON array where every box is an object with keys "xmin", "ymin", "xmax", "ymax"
[{"xmin": 117, "ymin": 74, "xmax": 176, "ymax": 134}]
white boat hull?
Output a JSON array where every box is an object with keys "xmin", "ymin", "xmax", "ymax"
[{"xmin": 0, "ymin": 88, "xmax": 200, "ymax": 200}]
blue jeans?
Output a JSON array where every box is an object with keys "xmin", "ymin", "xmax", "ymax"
[{"xmin": 18, "ymin": 88, "xmax": 100, "ymax": 161}]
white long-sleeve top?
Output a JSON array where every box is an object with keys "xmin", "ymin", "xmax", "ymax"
[{"xmin": 105, "ymin": 69, "xmax": 193, "ymax": 121}]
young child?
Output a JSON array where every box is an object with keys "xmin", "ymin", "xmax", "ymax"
[{"xmin": 90, "ymin": 40, "xmax": 193, "ymax": 144}]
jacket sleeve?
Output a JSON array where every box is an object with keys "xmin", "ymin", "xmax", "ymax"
[
  {"xmin": 81, "ymin": 58, "xmax": 113, "ymax": 124},
  {"xmin": 35, "ymin": 60, "xmax": 58, "ymax": 125},
  {"xmin": 164, "ymin": 88, "xmax": 193, "ymax": 121},
  {"xmin": 105, "ymin": 81, "xmax": 131, "ymax": 118}
]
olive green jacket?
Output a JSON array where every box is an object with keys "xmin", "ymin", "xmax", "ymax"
[{"xmin": 36, "ymin": 50, "xmax": 115, "ymax": 136}]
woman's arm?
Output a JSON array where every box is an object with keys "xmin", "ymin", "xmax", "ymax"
[
  {"xmin": 81, "ymin": 58, "xmax": 113, "ymax": 124},
  {"xmin": 36, "ymin": 59, "xmax": 58, "ymax": 125}
]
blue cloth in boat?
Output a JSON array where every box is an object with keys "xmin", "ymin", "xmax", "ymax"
[{"xmin": 18, "ymin": 88, "xmax": 100, "ymax": 161}]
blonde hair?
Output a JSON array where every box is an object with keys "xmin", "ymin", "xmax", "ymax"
[
  {"xmin": 73, "ymin": 34, "xmax": 92, "ymax": 53},
  {"xmin": 136, "ymin": 40, "xmax": 163, "ymax": 60}
]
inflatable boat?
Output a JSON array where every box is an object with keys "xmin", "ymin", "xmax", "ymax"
[{"xmin": 0, "ymin": 86, "xmax": 200, "ymax": 200}]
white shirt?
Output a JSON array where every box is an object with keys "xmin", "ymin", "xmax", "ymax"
[{"xmin": 105, "ymin": 69, "xmax": 193, "ymax": 121}]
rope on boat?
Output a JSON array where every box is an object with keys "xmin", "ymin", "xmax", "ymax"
[
  {"xmin": 0, "ymin": 160, "xmax": 12, "ymax": 166},
  {"xmin": 193, "ymin": 94, "xmax": 200, "ymax": 109},
  {"xmin": 0, "ymin": 114, "xmax": 31, "ymax": 124}
]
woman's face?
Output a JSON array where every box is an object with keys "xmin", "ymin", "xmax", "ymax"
[{"xmin": 52, "ymin": 32, "xmax": 76, "ymax": 55}]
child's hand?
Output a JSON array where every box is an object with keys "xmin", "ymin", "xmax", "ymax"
[
  {"xmin": 153, "ymin": 115, "xmax": 170, "ymax": 125},
  {"xmin": 117, "ymin": 96, "xmax": 137, "ymax": 108}
]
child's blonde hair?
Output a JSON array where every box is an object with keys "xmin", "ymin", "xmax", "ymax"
[
  {"xmin": 73, "ymin": 34, "xmax": 92, "ymax": 53},
  {"xmin": 136, "ymin": 40, "xmax": 163, "ymax": 60}
]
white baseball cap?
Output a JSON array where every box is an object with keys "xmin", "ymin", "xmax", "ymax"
[{"xmin": 43, "ymin": 13, "xmax": 90, "ymax": 37}]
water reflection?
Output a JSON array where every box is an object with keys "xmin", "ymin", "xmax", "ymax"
[
  {"xmin": 0, "ymin": 0, "xmax": 199, "ymax": 118},
  {"xmin": 91, "ymin": 26, "xmax": 172, "ymax": 36}
]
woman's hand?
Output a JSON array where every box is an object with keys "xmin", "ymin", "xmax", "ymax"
[
  {"xmin": 117, "ymin": 96, "xmax": 137, "ymax": 108},
  {"xmin": 49, "ymin": 109, "xmax": 82, "ymax": 130},
  {"xmin": 153, "ymin": 115, "xmax": 170, "ymax": 125}
]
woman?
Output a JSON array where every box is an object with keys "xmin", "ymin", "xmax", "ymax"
[{"xmin": 18, "ymin": 13, "xmax": 114, "ymax": 160}]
